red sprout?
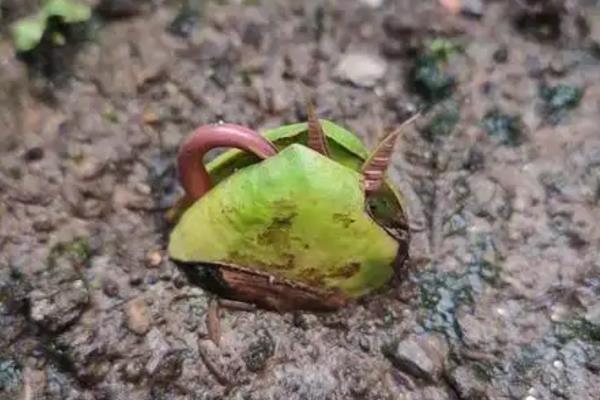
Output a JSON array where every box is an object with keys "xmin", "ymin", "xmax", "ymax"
[
  {"xmin": 306, "ymin": 101, "xmax": 331, "ymax": 157},
  {"xmin": 361, "ymin": 113, "xmax": 420, "ymax": 194},
  {"xmin": 177, "ymin": 123, "xmax": 278, "ymax": 202}
]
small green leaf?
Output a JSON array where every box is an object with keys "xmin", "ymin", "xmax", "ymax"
[
  {"xmin": 428, "ymin": 38, "xmax": 460, "ymax": 63},
  {"xmin": 43, "ymin": 0, "xmax": 92, "ymax": 23},
  {"xmin": 10, "ymin": 0, "xmax": 91, "ymax": 52},
  {"xmin": 321, "ymin": 120, "xmax": 369, "ymax": 160},
  {"xmin": 11, "ymin": 15, "xmax": 47, "ymax": 52}
]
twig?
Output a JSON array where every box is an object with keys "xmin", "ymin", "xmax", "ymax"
[
  {"xmin": 218, "ymin": 298, "xmax": 257, "ymax": 312},
  {"xmin": 207, "ymin": 298, "xmax": 220, "ymax": 346},
  {"xmin": 197, "ymin": 343, "xmax": 230, "ymax": 386}
]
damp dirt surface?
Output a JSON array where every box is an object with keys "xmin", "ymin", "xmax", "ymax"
[{"xmin": 1, "ymin": 0, "xmax": 600, "ymax": 399}]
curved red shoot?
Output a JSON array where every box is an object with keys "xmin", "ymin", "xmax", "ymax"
[{"xmin": 177, "ymin": 123, "xmax": 278, "ymax": 202}]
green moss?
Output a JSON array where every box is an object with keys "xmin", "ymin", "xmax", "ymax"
[
  {"xmin": 408, "ymin": 38, "xmax": 460, "ymax": 104},
  {"xmin": 50, "ymin": 238, "xmax": 92, "ymax": 267},
  {"xmin": 414, "ymin": 235, "xmax": 500, "ymax": 340},
  {"xmin": 540, "ymin": 84, "xmax": 583, "ymax": 112},
  {"xmin": 423, "ymin": 101, "xmax": 461, "ymax": 141},
  {"xmin": 554, "ymin": 318, "xmax": 600, "ymax": 344},
  {"xmin": 496, "ymin": 314, "xmax": 599, "ymax": 395},
  {"xmin": 243, "ymin": 333, "xmax": 275, "ymax": 372},
  {"xmin": 427, "ymin": 38, "xmax": 461, "ymax": 63},
  {"xmin": 539, "ymin": 84, "xmax": 584, "ymax": 125},
  {"xmin": 102, "ymin": 108, "xmax": 119, "ymax": 123},
  {"xmin": 481, "ymin": 109, "xmax": 524, "ymax": 147},
  {"xmin": 510, "ymin": 342, "xmax": 547, "ymax": 380},
  {"xmin": 409, "ymin": 54, "xmax": 456, "ymax": 104},
  {"xmin": 0, "ymin": 359, "xmax": 21, "ymax": 392}
]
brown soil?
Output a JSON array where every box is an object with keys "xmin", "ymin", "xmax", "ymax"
[{"xmin": 1, "ymin": 1, "xmax": 599, "ymax": 399}]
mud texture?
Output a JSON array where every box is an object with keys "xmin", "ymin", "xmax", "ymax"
[{"xmin": 1, "ymin": 0, "xmax": 599, "ymax": 399}]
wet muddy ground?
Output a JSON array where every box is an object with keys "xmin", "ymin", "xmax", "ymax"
[{"xmin": 1, "ymin": 0, "xmax": 599, "ymax": 399}]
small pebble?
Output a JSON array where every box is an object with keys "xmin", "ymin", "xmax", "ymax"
[
  {"xmin": 584, "ymin": 302, "xmax": 600, "ymax": 325},
  {"xmin": 359, "ymin": 337, "xmax": 371, "ymax": 352},
  {"xmin": 461, "ymin": 0, "xmax": 484, "ymax": 18},
  {"xmin": 102, "ymin": 277, "xmax": 119, "ymax": 297},
  {"xmin": 550, "ymin": 304, "xmax": 569, "ymax": 322},
  {"xmin": 334, "ymin": 52, "xmax": 387, "ymax": 88},
  {"xmin": 382, "ymin": 335, "xmax": 446, "ymax": 382},
  {"xmin": 126, "ymin": 297, "xmax": 151, "ymax": 335},
  {"xmin": 143, "ymin": 110, "xmax": 160, "ymax": 125},
  {"xmin": 122, "ymin": 360, "xmax": 144, "ymax": 383},
  {"xmin": 549, "ymin": 56, "xmax": 567, "ymax": 76},
  {"xmin": 242, "ymin": 21, "xmax": 263, "ymax": 49},
  {"xmin": 360, "ymin": 0, "xmax": 383, "ymax": 8},
  {"xmin": 76, "ymin": 157, "xmax": 106, "ymax": 180},
  {"xmin": 159, "ymin": 270, "xmax": 172, "ymax": 281},
  {"xmin": 129, "ymin": 272, "xmax": 143, "ymax": 286},
  {"xmin": 293, "ymin": 313, "xmax": 318, "ymax": 330},
  {"xmin": 146, "ymin": 251, "xmax": 162, "ymax": 268},
  {"xmin": 553, "ymin": 360, "xmax": 564, "ymax": 369},
  {"xmin": 32, "ymin": 216, "xmax": 54, "ymax": 232},
  {"xmin": 493, "ymin": 46, "xmax": 508, "ymax": 63},
  {"xmin": 135, "ymin": 183, "xmax": 152, "ymax": 196},
  {"xmin": 173, "ymin": 274, "xmax": 186, "ymax": 289}
]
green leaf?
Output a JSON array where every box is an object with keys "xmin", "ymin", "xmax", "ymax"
[
  {"xmin": 320, "ymin": 120, "xmax": 369, "ymax": 159},
  {"xmin": 169, "ymin": 144, "xmax": 398, "ymax": 297},
  {"xmin": 206, "ymin": 119, "xmax": 369, "ymax": 184},
  {"xmin": 199, "ymin": 119, "xmax": 407, "ymax": 228},
  {"xmin": 43, "ymin": 0, "xmax": 92, "ymax": 23},
  {"xmin": 11, "ymin": 15, "xmax": 47, "ymax": 52},
  {"xmin": 263, "ymin": 122, "xmax": 310, "ymax": 141}
]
